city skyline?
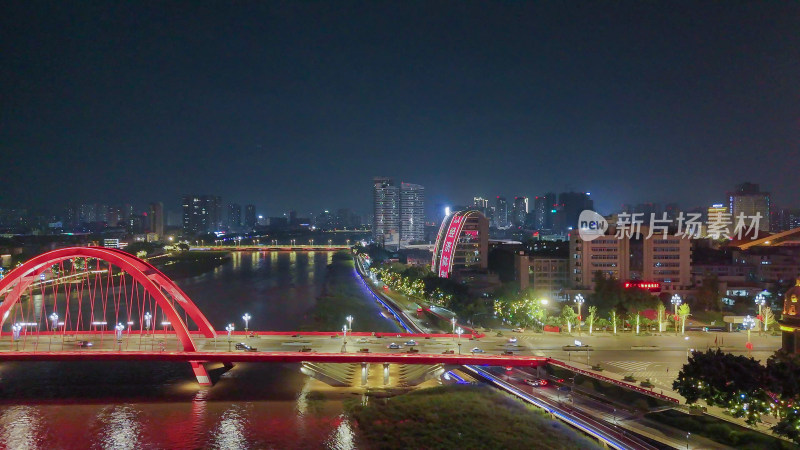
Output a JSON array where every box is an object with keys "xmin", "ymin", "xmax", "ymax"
[{"xmin": 3, "ymin": 2, "xmax": 799, "ymax": 215}]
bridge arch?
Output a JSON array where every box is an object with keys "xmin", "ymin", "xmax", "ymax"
[{"xmin": 0, "ymin": 247, "xmax": 216, "ymax": 352}]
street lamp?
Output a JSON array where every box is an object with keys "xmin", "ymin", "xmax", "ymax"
[
  {"xmin": 575, "ymin": 294, "xmax": 584, "ymax": 336},
  {"xmin": 755, "ymin": 294, "xmax": 766, "ymax": 336},
  {"xmin": 456, "ymin": 327, "xmax": 463, "ymax": 354},
  {"xmin": 48, "ymin": 312, "xmax": 59, "ymax": 350},
  {"xmin": 743, "ymin": 315, "xmax": 755, "ymax": 355},
  {"xmin": 12, "ymin": 323, "xmax": 21, "ymax": 350},
  {"xmin": 341, "ymin": 324, "xmax": 348, "ymax": 352},
  {"xmin": 346, "ymin": 315, "xmax": 353, "ymax": 333},
  {"xmin": 451, "ymin": 316, "xmax": 457, "ymax": 334},
  {"xmin": 144, "ymin": 312, "xmax": 152, "ymax": 335},
  {"xmin": 226, "ymin": 323, "xmax": 235, "ymax": 351},
  {"xmin": 671, "ymin": 294, "xmax": 682, "ymax": 336},
  {"xmin": 242, "ymin": 313, "xmax": 251, "ymax": 332}
]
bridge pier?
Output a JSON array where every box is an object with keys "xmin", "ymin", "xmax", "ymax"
[
  {"xmin": 361, "ymin": 362, "xmax": 368, "ymax": 386},
  {"xmin": 190, "ymin": 361, "xmax": 211, "ymax": 386}
]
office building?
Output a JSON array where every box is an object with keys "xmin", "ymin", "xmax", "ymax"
[
  {"xmin": 495, "ymin": 196, "xmax": 508, "ymax": 228},
  {"xmin": 148, "ymin": 202, "xmax": 164, "ymax": 238},
  {"xmin": 244, "ymin": 204, "xmax": 256, "ymax": 230},
  {"xmin": 558, "ymin": 192, "xmax": 593, "ymax": 232},
  {"xmin": 728, "ymin": 182, "xmax": 770, "ymax": 232},
  {"xmin": 227, "ymin": 203, "xmax": 242, "ymax": 229},
  {"xmin": 182, "ymin": 195, "xmax": 221, "ymax": 235},
  {"xmin": 400, "ymin": 182, "xmax": 425, "ymax": 245},
  {"xmin": 512, "ymin": 197, "xmax": 528, "ymax": 228},
  {"xmin": 533, "ymin": 193, "xmax": 557, "ymax": 231},
  {"xmin": 373, "ymin": 177, "xmax": 400, "ymax": 248}
]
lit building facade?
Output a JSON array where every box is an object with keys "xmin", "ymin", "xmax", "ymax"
[
  {"xmin": 373, "ymin": 177, "xmax": 400, "ymax": 248},
  {"xmin": 400, "ymin": 182, "xmax": 425, "ymax": 246},
  {"xmin": 512, "ymin": 196, "xmax": 528, "ymax": 228},
  {"xmin": 728, "ymin": 182, "xmax": 770, "ymax": 232},
  {"xmin": 182, "ymin": 195, "xmax": 222, "ymax": 235},
  {"xmin": 431, "ymin": 210, "xmax": 489, "ymax": 278},
  {"xmin": 495, "ymin": 196, "xmax": 508, "ymax": 228}
]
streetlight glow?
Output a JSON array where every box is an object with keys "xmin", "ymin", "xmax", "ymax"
[{"xmin": 242, "ymin": 313, "xmax": 251, "ymax": 332}]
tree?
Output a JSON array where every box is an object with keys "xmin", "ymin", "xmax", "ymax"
[
  {"xmin": 695, "ymin": 274, "xmax": 722, "ymax": 311},
  {"xmin": 561, "ymin": 304, "xmax": 577, "ymax": 333},
  {"xmin": 678, "ymin": 303, "xmax": 691, "ymax": 335},
  {"xmin": 608, "ymin": 309, "xmax": 619, "ymax": 335},
  {"xmin": 656, "ymin": 302, "xmax": 666, "ymax": 333},
  {"xmin": 762, "ymin": 307, "xmax": 775, "ymax": 333},
  {"xmin": 587, "ymin": 305, "xmax": 597, "ymax": 335}
]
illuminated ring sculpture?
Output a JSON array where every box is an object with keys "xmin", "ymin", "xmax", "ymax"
[
  {"xmin": 0, "ymin": 247, "xmax": 216, "ymax": 352},
  {"xmin": 431, "ymin": 210, "xmax": 485, "ymax": 278}
]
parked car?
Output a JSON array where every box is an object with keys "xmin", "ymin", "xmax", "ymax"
[
  {"xmin": 356, "ymin": 337, "xmax": 370, "ymax": 343},
  {"xmin": 387, "ymin": 343, "xmax": 403, "ymax": 349},
  {"xmin": 470, "ymin": 347, "xmax": 485, "ymax": 353},
  {"xmin": 235, "ymin": 343, "xmax": 257, "ymax": 351},
  {"xmin": 404, "ymin": 340, "xmax": 418, "ymax": 346},
  {"xmin": 512, "ymin": 328, "xmax": 524, "ymax": 333}
]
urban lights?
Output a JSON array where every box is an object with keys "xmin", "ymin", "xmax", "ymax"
[
  {"xmin": 671, "ymin": 294, "xmax": 682, "ymax": 336},
  {"xmin": 456, "ymin": 327, "xmax": 463, "ymax": 354},
  {"xmin": 226, "ymin": 323, "xmax": 235, "ymax": 351},
  {"xmin": 144, "ymin": 312, "xmax": 152, "ymax": 334},
  {"xmin": 451, "ymin": 316, "xmax": 457, "ymax": 334},
  {"xmin": 743, "ymin": 315, "xmax": 756, "ymax": 355},
  {"xmin": 575, "ymin": 294, "xmax": 585, "ymax": 336},
  {"xmin": 242, "ymin": 313, "xmax": 251, "ymax": 332},
  {"xmin": 755, "ymin": 294, "xmax": 766, "ymax": 336}
]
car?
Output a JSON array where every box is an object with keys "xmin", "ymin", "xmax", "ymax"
[
  {"xmin": 235, "ymin": 343, "xmax": 257, "ymax": 351},
  {"xmin": 387, "ymin": 343, "xmax": 403, "ymax": 349},
  {"xmin": 76, "ymin": 340, "xmax": 93, "ymax": 348},
  {"xmin": 470, "ymin": 347, "xmax": 485, "ymax": 353},
  {"xmin": 404, "ymin": 340, "xmax": 418, "ymax": 346},
  {"xmin": 512, "ymin": 328, "xmax": 524, "ymax": 333},
  {"xmin": 356, "ymin": 337, "xmax": 369, "ymax": 343},
  {"xmin": 508, "ymin": 337, "xmax": 518, "ymax": 343},
  {"xmin": 442, "ymin": 349, "xmax": 455, "ymax": 354},
  {"xmin": 523, "ymin": 378, "xmax": 548, "ymax": 387}
]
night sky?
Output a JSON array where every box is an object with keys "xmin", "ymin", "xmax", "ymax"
[{"xmin": 2, "ymin": 2, "xmax": 798, "ymax": 216}]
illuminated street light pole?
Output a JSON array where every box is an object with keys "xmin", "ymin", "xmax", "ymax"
[
  {"xmin": 12, "ymin": 323, "xmax": 21, "ymax": 351},
  {"xmin": 49, "ymin": 312, "xmax": 58, "ymax": 351},
  {"xmin": 242, "ymin": 313, "xmax": 251, "ymax": 332},
  {"xmin": 540, "ymin": 299, "xmax": 549, "ymax": 331},
  {"xmin": 743, "ymin": 315, "xmax": 755, "ymax": 355},
  {"xmin": 115, "ymin": 323, "xmax": 125, "ymax": 350},
  {"xmin": 575, "ymin": 294, "xmax": 584, "ymax": 336},
  {"xmin": 451, "ymin": 316, "xmax": 457, "ymax": 334},
  {"xmin": 144, "ymin": 312, "xmax": 152, "ymax": 336},
  {"xmin": 456, "ymin": 327, "xmax": 463, "ymax": 354},
  {"xmin": 755, "ymin": 294, "xmax": 765, "ymax": 337},
  {"xmin": 671, "ymin": 294, "xmax": 682, "ymax": 336},
  {"xmin": 342, "ymin": 324, "xmax": 348, "ymax": 352},
  {"xmin": 226, "ymin": 323, "xmax": 234, "ymax": 351},
  {"xmin": 346, "ymin": 315, "xmax": 353, "ymax": 334}
]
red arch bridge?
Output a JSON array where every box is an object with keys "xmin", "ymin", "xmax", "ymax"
[{"xmin": 0, "ymin": 247, "xmax": 546, "ymax": 386}]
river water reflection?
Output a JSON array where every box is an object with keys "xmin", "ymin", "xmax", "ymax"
[{"xmin": 0, "ymin": 251, "xmax": 398, "ymax": 449}]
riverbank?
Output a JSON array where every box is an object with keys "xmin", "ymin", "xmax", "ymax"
[
  {"xmin": 347, "ymin": 384, "xmax": 601, "ymax": 449},
  {"xmin": 156, "ymin": 251, "xmax": 231, "ymax": 279},
  {"xmin": 303, "ymin": 252, "xmax": 402, "ymax": 333}
]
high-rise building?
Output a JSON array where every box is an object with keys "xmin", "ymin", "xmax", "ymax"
[
  {"xmin": 244, "ymin": 204, "xmax": 256, "ymax": 230},
  {"xmin": 182, "ymin": 195, "xmax": 221, "ymax": 235},
  {"xmin": 473, "ymin": 197, "xmax": 489, "ymax": 211},
  {"xmin": 558, "ymin": 192, "xmax": 593, "ymax": 232},
  {"xmin": 400, "ymin": 182, "xmax": 425, "ymax": 246},
  {"xmin": 149, "ymin": 202, "xmax": 164, "ymax": 238},
  {"xmin": 373, "ymin": 177, "xmax": 400, "ymax": 248},
  {"xmin": 512, "ymin": 196, "xmax": 528, "ymax": 228},
  {"xmin": 533, "ymin": 193, "xmax": 557, "ymax": 231},
  {"xmin": 495, "ymin": 196, "xmax": 508, "ymax": 228},
  {"xmin": 228, "ymin": 203, "xmax": 242, "ymax": 229},
  {"xmin": 773, "ymin": 208, "xmax": 800, "ymax": 232},
  {"xmin": 728, "ymin": 182, "xmax": 770, "ymax": 232}
]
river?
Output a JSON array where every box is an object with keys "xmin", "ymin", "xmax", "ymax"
[{"xmin": 0, "ymin": 251, "xmax": 400, "ymax": 449}]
